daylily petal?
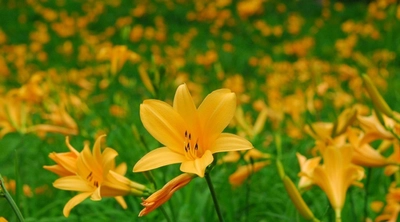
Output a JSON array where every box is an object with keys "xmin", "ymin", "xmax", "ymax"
[
  {"xmin": 93, "ymin": 135, "xmax": 106, "ymax": 165},
  {"xmin": 77, "ymin": 144, "xmax": 96, "ymax": 177},
  {"xmin": 114, "ymin": 162, "xmax": 127, "ymax": 175},
  {"xmin": 54, "ymin": 176, "xmax": 93, "ymax": 192},
  {"xmin": 133, "ymin": 147, "xmax": 186, "ymax": 172},
  {"xmin": 210, "ymin": 133, "xmax": 253, "ymax": 153},
  {"xmin": 63, "ymin": 192, "xmax": 92, "ymax": 217},
  {"xmin": 198, "ymin": 89, "xmax": 236, "ymax": 146},
  {"xmin": 101, "ymin": 148, "xmax": 118, "ymax": 175},
  {"xmin": 90, "ymin": 186, "xmax": 102, "ymax": 201},
  {"xmin": 43, "ymin": 165, "xmax": 72, "ymax": 177},
  {"xmin": 180, "ymin": 150, "xmax": 213, "ymax": 177},
  {"xmin": 65, "ymin": 137, "xmax": 80, "ymax": 156},
  {"xmin": 173, "ymin": 84, "xmax": 198, "ymax": 127},
  {"xmin": 114, "ymin": 196, "xmax": 127, "ymax": 209},
  {"xmin": 140, "ymin": 100, "xmax": 186, "ymax": 153}
]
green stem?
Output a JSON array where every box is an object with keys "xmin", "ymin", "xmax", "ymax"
[
  {"xmin": 205, "ymin": 172, "xmax": 224, "ymax": 222},
  {"xmin": 0, "ymin": 175, "xmax": 25, "ymax": 222},
  {"xmin": 159, "ymin": 205, "xmax": 172, "ymax": 222},
  {"xmin": 335, "ymin": 208, "xmax": 341, "ymax": 222},
  {"xmin": 364, "ymin": 168, "xmax": 372, "ymax": 220}
]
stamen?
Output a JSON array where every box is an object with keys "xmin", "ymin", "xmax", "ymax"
[
  {"xmin": 183, "ymin": 130, "xmax": 201, "ymax": 160},
  {"xmin": 87, "ymin": 172, "xmax": 93, "ymax": 180}
]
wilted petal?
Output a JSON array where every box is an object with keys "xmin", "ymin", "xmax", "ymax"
[
  {"xmin": 133, "ymin": 147, "xmax": 186, "ymax": 172},
  {"xmin": 210, "ymin": 133, "xmax": 253, "ymax": 153},
  {"xmin": 140, "ymin": 100, "xmax": 186, "ymax": 154}
]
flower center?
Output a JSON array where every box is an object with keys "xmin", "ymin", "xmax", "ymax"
[
  {"xmin": 184, "ymin": 130, "xmax": 199, "ymax": 160},
  {"xmin": 86, "ymin": 171, "xmax": 100, "ymax": 188}
]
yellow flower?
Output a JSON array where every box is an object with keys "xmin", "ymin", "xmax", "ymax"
[
  {"xmin": 346, "ymin": 127, "xmax": 390, "ymax": 167},
  {"xmin": 357, "ymin": 112, "xmax": 398, "ymax": 144},
  {"xmin": 43, "ymin": 137, "xmax": 80, "ymax": 177},
  {"xmin": 134, "ymin": 84, "xmax": 253, "ymax": 177},
  {"xmin": 229, "ymin": 161, "xmax": 269, "ymax": 187},
  {"xmin": 312, "ymin": 145, "xmax": 364, "ymax": 216},
  {"xmin": 139, "ymin": 173, "xmax": 195, "ymax": 217},
  {"xmin": 384, "ymin": 141, "xmax": 400, "ymax": 176},
  {"xmin": 375, "ymin": 182, "xmax": 400, "ymax": 222},
  {"xmin": 49, "ymin": 135, "xmax": 147, "ymax": 217},
  {"xmin": 296, "ymin": 153, "xmax": 321, "ymax": 190}
]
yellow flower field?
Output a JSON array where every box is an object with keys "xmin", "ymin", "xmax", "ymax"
[{"xmin": 1, "ymin": 0, "xmax": 400, "ymax": 221}]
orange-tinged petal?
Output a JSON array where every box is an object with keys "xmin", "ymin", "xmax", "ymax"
[
  {"xmin": 198, "ymin": 89, "xmax": 236, "ymax": 146},
  {"xmin": 133, "ymin": 147, "xmax": 186, "ymax": 172},
  {"xmin": 210, "ymin": 133, "xmax": 253, "ymax": 153},
  {"xmin": 63, "ymin": 192, "xmax": 92, "ymax": 217},
  {"xmin": 180, "ymin": 150, "xmax": 213, "ymax": 177},
  {"xmin": 173, "ymin": 84, "xmax": 198, "ymax": 128},
  {"xmin": 53, "ymin": 176, "xmax": 93, "ymax": 192},
  {"xmin": 140, "ymin": 100, "xmax": 186, "ymax": 154}
]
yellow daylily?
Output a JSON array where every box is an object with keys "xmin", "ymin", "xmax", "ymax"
[
  {"xmin": 346, "ymin": 127, "xmax": 390, "ymax": 167},
  {"xmin": 43, "ymin": 137, "xmax": 80, "ymax": 177},
  {"xmin": 384, "ymin": 141, "xmax": 400, "ymax": 176},
  {"xmin": 134, "ymin": 83, "xmax": 253, "ymax": 177},
  {"xmin": 229, "ymin": 161, "xmax": 269, "ymax": 187},
  {"xmin": 375, "ymin": 182, "xmax": 400, "ymax": 222},
  {"xmin": 357, "ymin": 112, "xmax": 396, "ymax": 145},
  {"xmin": 296, "ymin": 153, "xmax": 321, "ymax": 190},
  {"xmin": 312, "ymin": 145, "xmax": 364, "ymax": 219},
  {"xmin": 49, "ymin": 135, "xmax": 147, "ymax": 217}
]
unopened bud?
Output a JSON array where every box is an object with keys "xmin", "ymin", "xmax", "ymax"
[
  {"xmin": 282, "ymin": 176, "xmax": 318, "ymax": 221},
  {"xmin": 362, "ymin": 74, "xmax": 393, "ymax": 118}
]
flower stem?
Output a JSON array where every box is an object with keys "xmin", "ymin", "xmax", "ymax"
[
  {"xmin": 0, "ymin": 175, "xmax": 25, "ymax": 222},
  {"xmin": 205, "ymin": 172, "xmax": 224, "ymax": 222},
  {"xmin": 335, "ymin": 208, "xmax": 341, "ymax": 222},
  {"xmin": 159, "ymin": 205, "xmax": 172, "ymax": 222}
]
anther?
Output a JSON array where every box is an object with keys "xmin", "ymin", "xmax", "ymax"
[{"xmin": 87, "ymin": 172, "xmax": 93, "ymax": 180}]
